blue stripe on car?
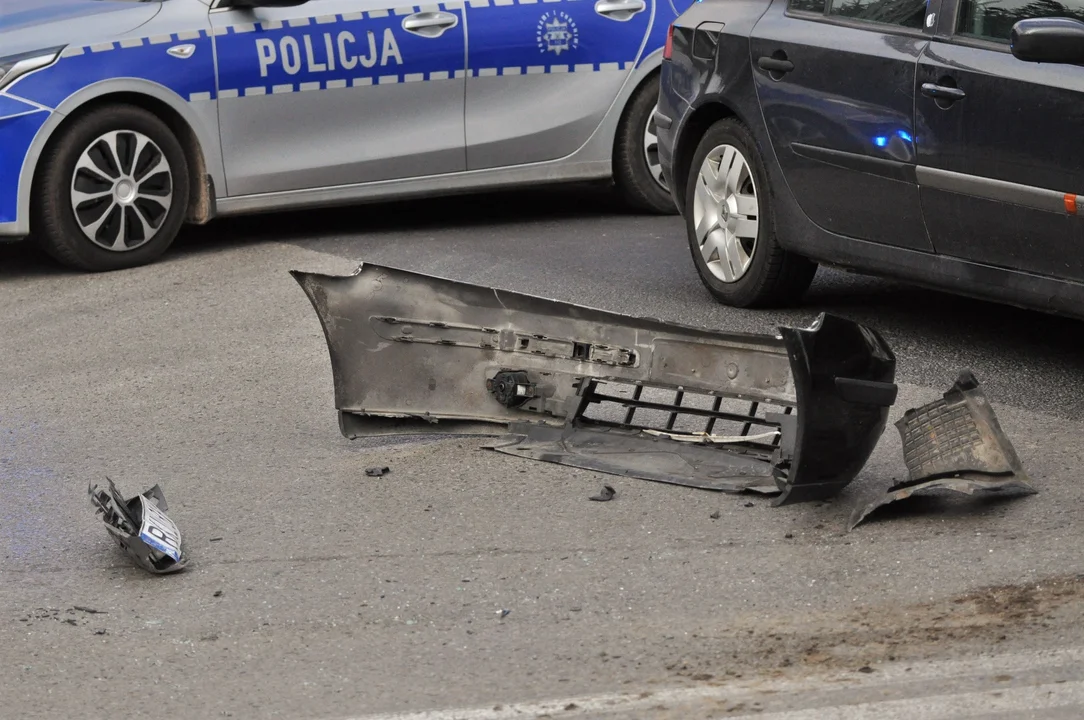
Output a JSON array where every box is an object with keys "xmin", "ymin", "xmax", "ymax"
[{"xmin": 0, "ymin": 111, "xmax": 49, "ymax": 224}]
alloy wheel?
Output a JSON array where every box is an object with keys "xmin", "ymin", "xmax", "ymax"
[
  {"xmin": 692, "ymin": 144, "xmax": 759, "ymax": 283},
  {"xmin": 70, "ymin": 130, "xmax": 174, "ymax": 252}
]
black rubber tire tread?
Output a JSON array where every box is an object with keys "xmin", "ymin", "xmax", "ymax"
[
  {"xmin": 613, "ymin": 73, "xmax": 678, "ymax": 215},
  {"xmin": 683, "ymin": 117, "xmax": 817, "ymax": 308},
  {"xmin": 32, "ymin": 103, "xmax": 189, "ymax": 272}
]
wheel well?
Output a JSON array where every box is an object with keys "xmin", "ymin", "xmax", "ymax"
[
  {"xmin": 672, "ymin": 102, "xmax": 738, "ymax": 210},
  {"xmin": 34, "ymin": 92, "xmax": 213, "ymax": 225},
  {"xmin": 613, "ymin": 67, "xmax": 660, "ymax": 151}
]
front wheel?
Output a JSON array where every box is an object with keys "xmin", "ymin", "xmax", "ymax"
[
  {"xmin": 613, "ymin": 73, "xmax": 678, "ymax": 215},
  {"xmin": 684, "ymin": 118, "xmax": 817, "ymax": 308},
  {"xmin": 32, "ymin": 104, "xmax": 190, "ymax": 272}
]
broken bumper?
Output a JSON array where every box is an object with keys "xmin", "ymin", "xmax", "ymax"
[{"xmin": 292, "ymin": 264, "xmax": 898, "ymax": 505}]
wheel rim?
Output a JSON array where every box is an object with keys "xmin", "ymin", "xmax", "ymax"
[
  {"xmin": 643, "ymin": 103, "xmax": 668, "ymax": 191},
  {"xmin": 692, "ymin": 144, "xmax": 759, "ymax": 283},
  {"xmin": 70, "ymin": 130, "xmax": 173, "ymax": 252}
]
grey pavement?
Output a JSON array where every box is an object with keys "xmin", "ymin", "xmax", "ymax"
[{"xmin": 2, "ymin": 186, "xmax": 1084, "ymax": 719}]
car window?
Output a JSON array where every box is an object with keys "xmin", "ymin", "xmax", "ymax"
[
  {"xmin": 956, "ymin": 0, "xmax": 1084, "ymax": 41},
  {"xmin": 788, "ymin": 0, "xmax": 928, "ymax": 28},
  {"xmin": 827, "ymin": 0, "xmax": 928, "ymax": 27},
  {"xmin": 789, "ymin": 0, "xmax": 829, "ymax": 13}
]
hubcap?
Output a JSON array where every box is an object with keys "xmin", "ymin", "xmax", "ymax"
[
  {"xmin": 70, "ymin": 130, "xmax": 173, "ymax": 252},
  {"xmin": 643, "ymin": 103, "xmax": 667, "ymax": 191},
  {"xmin": 692, "ymin": 144, "xmax": 759, "ymax": 283}
]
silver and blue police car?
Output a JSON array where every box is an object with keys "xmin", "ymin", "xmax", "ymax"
[{"xmin": 0, "ymin": 0, "xmax": 688, "ymax": 271}]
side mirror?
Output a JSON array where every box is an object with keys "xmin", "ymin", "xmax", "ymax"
[
  {"xmin": 226, "ymin": 0, "xmax": 309, "ymax": 9},
  {"xmin": 1010, "ymin": 17, "xmax": 1084, "ymax": 64}
]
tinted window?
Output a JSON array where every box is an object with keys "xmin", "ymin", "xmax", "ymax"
[
  {"xmin": 789, "ymin": 0, "xmax": 828, "ymax": 13},
  {"xmin": 957, "ymin": 0, "xmax": 1084, "ymax": 40},
  {"xmin": 827, "ymin": 0, "xmax": 928, "ymax": 27}
]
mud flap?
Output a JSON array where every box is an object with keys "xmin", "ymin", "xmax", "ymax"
[
  {"xmin": 848, "ymin": 370, "xmax": 1037, "ymax": 530},
  {"xmin": 292, "ymin": 264, "xmax": 898, "ymax": 504}
]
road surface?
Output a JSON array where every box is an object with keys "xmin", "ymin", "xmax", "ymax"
[{"xmin": 3, "ymin": 185, "xmax": 1084, "ymax": 719}]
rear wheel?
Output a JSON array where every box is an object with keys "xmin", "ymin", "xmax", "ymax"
[
  {"xmin": 613, "ymin": 73, "xmax": 678, "ymax": 214},
  {"xmin": 684, "ymin": 118, "xmax": 817, "ymax": 308},
  {"xmin": 32, "ymin": 104, "xmax": 189, "ymax": 272}
]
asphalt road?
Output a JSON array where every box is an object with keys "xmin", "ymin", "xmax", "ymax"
[
  {"xmin": 3, "ymin": 184, "xmax": 1084, "ymax": 719},
  {"xmin": 195, "ymin": 183, "xmax": 1084, "ymax": 420}
]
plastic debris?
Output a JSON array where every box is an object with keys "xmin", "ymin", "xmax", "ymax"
[
  {"xmin": 848, "ymin": 371, "xmax": 1037, "ymax": 530},
  {"xmin": 589, "ymin": 484, "xmax": 616, "ymax": 502},
  {"xmin": 88, "ymin": 478, "xmax": 187, "ymax": 574}
]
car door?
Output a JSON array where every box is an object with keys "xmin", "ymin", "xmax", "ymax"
[
  {"xmin": 748, "ymin": 0, "xmax": 935, "ymax": 251},
  {"xmin": 210, "ymin": 0, "xmax": 466, "ymax": 197},
  {"xmin": 463, "ymin": 0, "xmax": 652, "ymax": 170},
  {"xmin": 914, "ymin": 0, "xmax": 1084, "ymax": 281}
]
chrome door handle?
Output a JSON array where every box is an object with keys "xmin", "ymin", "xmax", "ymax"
[
  {"xmin": 402, "ymin": 11, "xmax": 459, "ymax": 37},
  {"xmin": 920, "ymin": 82, "xmax": 966, "ymax": 102},
  {"xmin": 595, "ymin": 0, "xmax": 646, "ymax": 21}
]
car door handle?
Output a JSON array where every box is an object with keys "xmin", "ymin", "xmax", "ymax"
[
  {"xmin": 595, "ymin": 0, "xmax": 646, "ymax": 21},
  {"xmin": 402, "ymin": 11, "xmax": 459, "ymax": 37},
  {"xmin": 757, "ymin": 56, "xmax": 794, "ymax": 73},
  {"xmin": 921, "ymin": 83, "xmax": 966, "ymax": 102}
]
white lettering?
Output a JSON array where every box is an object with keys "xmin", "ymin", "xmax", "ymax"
[
  {"xmin": 304, "ymin": 34, "xmax": 327, "ymax": 72},
  {"xmin": 324, "ymin": 32, "xmax": 337, "ymax": 71},
  {"xmin": 380, "ymin": 27, "xmax": 402, "ymax": 67},
  {"xmin": 256, "ymin": 38, "xmax": 277, "ymax": 78},
  {"xmin": 280, "ymin": 36, "xmax": 302, "ymax": 75},
  {"xmin": 358, "ymin": 30, "xmax": 377, "ymax": 68},
  {"xmin": 338, "ymin": 31, "xmax": 357, "ymax": 70}
]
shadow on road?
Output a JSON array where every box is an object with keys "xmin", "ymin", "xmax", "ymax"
[
  {"xmin": 175, "ymin": 182, "xmax": 631, "ymax": 256},
  {"xmin": 0, "ymin": 184, "xmax": 625, "ymax": 278},
  {"xmin": 2, "ymin": 183, "xmax": 1082, "ymax": 380}
]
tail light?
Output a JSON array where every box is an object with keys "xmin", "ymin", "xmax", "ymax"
[{"xmin": 663, "ymin": 23, "xmax": 674, "ymax": 60}]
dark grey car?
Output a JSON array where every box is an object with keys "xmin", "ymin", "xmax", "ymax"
[{"xmin": 656, "ymin": 0, "xmax": 1084, "ymax": 318}]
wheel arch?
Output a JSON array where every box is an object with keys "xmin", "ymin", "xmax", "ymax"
[
  {"xmin": 671, "ymin": 98, "xmax": 750, "ymax": 211},
  {"xmin": 22, "ymin": 80, "xmax": 220, "ymax": 236},
  {"xmin": 612, "ymin": 63, "xmax": 662, "ymax": 157}
]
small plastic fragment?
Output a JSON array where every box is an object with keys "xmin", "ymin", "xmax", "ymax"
[
  {"xmin": 848, "ymin": 370, "xmax": 1037, "ymax": 530},
  {"xmin": 589, "ymin": 484, "xmax": 616, "ymax": 502},
  {"xmin": 88, "ymin": 477, "xmax": 187, "ymax": 574},
  {"xmin": 73, "ymin": 606, "xmax": 106, "ymax": 615},
  {"xmin": 366, "ymin": 466, "xmax": 391, "ymax": 477}
]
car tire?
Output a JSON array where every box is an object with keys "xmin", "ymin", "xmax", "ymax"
[
  {"xmin": 32, "ymin": 104, "xmax": 190, "ymax": 272},
  {"xmin": 613, "ymin": 73, "xmax": 678, "ymax": 215},
  {"xmin": 684, "ymin": 118, "xmax": 816, "ymax": 308}
]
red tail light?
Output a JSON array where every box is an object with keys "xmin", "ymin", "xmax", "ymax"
[{"xmin": 663, "ymin": 23, "xmax": 674, "ymax": 60}]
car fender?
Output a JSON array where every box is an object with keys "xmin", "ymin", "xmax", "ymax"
[
  {"xmin": 571, "ymin": 46, "xmax": 666, "ymax": 168},
  {"xmin": 5, "ymin": 77, "xmax": 225, "ymax": 238}
]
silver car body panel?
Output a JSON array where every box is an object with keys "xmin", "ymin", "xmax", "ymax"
[
  {"xmin": 0, "ymin": 0, "xmax": 679, "ymax": 237},
  {"xmin": 209, "ymin": 0, "xmax": 469, "ymax": 195},
  {"xmin": 0, "ymin": 0, "xmax": 161, "ymax": 59},
  {"xmin": 463, "ymin": 0, "xmax": 654, "ymax": 170}
]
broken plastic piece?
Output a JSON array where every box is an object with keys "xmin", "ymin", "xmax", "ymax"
[
  {"xmin": 366, "ymin": 466, "xmax": 391, "ymax": 477},
  {"xmin": 848, "ymin": 370, "xmax": 1037, "ymax": 530},
  {"xmin": 293, "ymin": 264, "xmax": 898, "ymax": 506},
  {"xmin": 88, "ymin": 478, "xmax": 187, "ymax": 574},
  {"xmin": 589, "ymin": 484, "xmax": 616, "ymax": 502}
]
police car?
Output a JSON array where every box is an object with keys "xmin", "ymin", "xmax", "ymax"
[{"xmin": 0, "ymin": 0, "xmax": 689, "ymax": 271}]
